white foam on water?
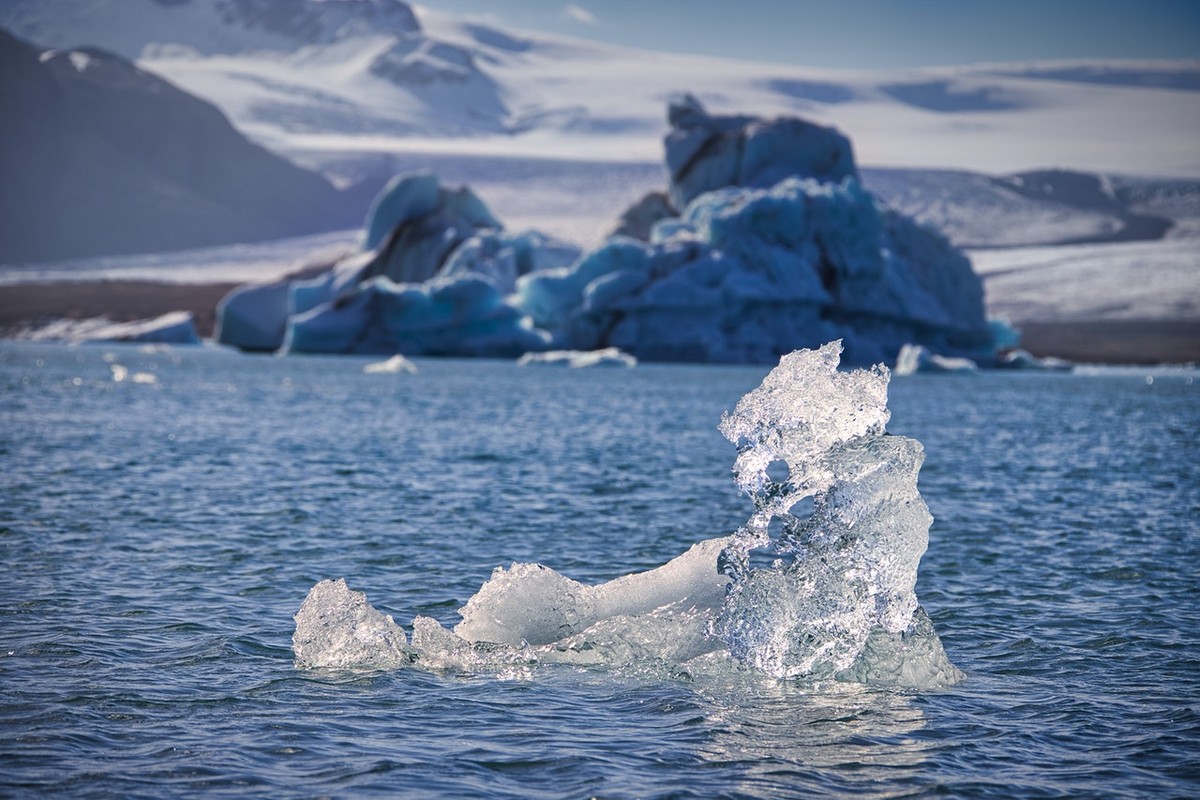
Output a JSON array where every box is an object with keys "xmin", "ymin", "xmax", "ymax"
[{"xmin": 362, "ymin": 354, "xmax": 418, "ymax": 374}]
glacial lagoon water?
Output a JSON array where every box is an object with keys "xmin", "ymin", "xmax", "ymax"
[{"xmin": 1, "ymin": 341, "xmax": 1197, "ymax": 797}]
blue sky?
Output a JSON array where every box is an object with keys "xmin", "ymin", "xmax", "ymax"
[{"xmin": 419, "ymin": 0, "xmax": 1200, "ymax": 68}]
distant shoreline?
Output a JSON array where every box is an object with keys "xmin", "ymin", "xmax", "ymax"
[
  {"xmin": 0, "ymin": 280, "xmax": 238, "ymax": 340},
  {"xmin": 1015, "ymin": 320, "xmax": 1199, "ymax": 366},
  {"xmin": 0, "ymin": 280, "xmax": 1196, "ymax": 365}
]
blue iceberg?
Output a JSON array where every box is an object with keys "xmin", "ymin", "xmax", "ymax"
[
  {"xmin": 216, "ymin": 172, "xmax": 580, "ymax": 356},
  {"xmin": 664, "ymin": 93, "xmax": 858, "ymax": 209},
  {"xmin": 216, "ymin": 99, "xmax": 994, "ymax": 366},
  {"xmin": 521, "ymin": 174, "xmax": 991, "ymax": 365}
]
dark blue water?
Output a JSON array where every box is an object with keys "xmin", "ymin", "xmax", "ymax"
[{"xmin": 2, "ymin": 342, "xmax": 1197, "ymax": 797}]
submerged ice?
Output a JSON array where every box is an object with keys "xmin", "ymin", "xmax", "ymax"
[{"xmin": 294, "ymin": 342, "xmax": 961, "ymax": 687}]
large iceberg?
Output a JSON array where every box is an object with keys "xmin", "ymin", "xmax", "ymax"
[
  {"xmin": 522, "ymin": 176, "xmax": 991, "ymax": 365},
  {"xmin": 293, "ymin": 342, "xmax": 961, "ymax": 688},
  {"xmin": 664, "ymin": 93, "xmax": 858, "ymax": 209},
  {"xmin": 217, "ymin": 99, "xmax": 994, "ymax": 366},
  {"xmin": 522, "ymin": 95, "xmax": 992, "ymax": 366},
  {"xmin": 215, "ymin": 172, "xmax": 580, "ymax": 355}
]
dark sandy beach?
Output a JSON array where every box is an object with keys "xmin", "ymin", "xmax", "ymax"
[
  {"xmin": 1016, "ymin": 321, "xmax": 1200, "ymax": 366},
  {"xmin": 0, "ymin": 281, "xmax": 238, "ymax": 339}
]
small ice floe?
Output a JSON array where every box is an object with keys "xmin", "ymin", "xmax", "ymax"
[
  {"xmin": 110, "ymin": 364, "xmax": 158, "ymax": 384},
  {"xmin": 894, "ymin": 343, "xmax": 979, "ymax": 376},
  {"xmin": 996, "ymin": 348, "xmax": 1073, "ymax": 371},
  {"xmin": 22, "ymin": 312, "xmax": 200, "ymax": 345},
  {"xmin": 293, "ymin": 579, "xmax": 412, "ymax": 670},
  {"xmin": 92, "ymin": 311, "xmax": 200, "ymax": 345},
  {"xmin": 516, "ymin": 347, "xmax": 637, "ymax": 368},
  {"xmin": 68, "ymin": 51, "xmax": 93, "ymax": 73},
  {"xmin": 362, "ymin": 354, "xmax": 418, "ymax": 374}
]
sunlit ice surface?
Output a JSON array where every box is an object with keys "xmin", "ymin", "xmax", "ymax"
[{"xmin": 294, "ymin": 343, "xmax": 958, "ymax": 687}]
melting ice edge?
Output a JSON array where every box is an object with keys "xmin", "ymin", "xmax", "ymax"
[{"xmin": 293, "ymin": 341, "xmax": 963, "ymax": 688}]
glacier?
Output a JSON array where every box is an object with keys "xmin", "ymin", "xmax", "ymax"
[
  {"xmin": 217, "ymin": 99, "xmax": 995, "ymax": 367},
  {"xmin": 5, "ymin": 0, "xmax": 1200, "ymax": 183},
  {"xmin": 293, "ymin": 341, "xmax": 962, "ymax": 688}
]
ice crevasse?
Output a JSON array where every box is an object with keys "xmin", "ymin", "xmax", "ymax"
[
  {"xmin": 293, "ymin": 341, "xmax": 964, "ymax": 688},
  {"xmin": 216, "ymin": 98, "xmax": 996, "ymax": 366}
]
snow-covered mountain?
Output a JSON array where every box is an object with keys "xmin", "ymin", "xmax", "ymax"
[
  {"xmin": 0, "ymin": 0, "xmax": 422, "ymax": 56},
  {"xmin": 3, "ymin": 0, "xmax": 1196, "ymax": 359},
  {"xmin": 4, "ymin": 0, "xmax": 1199, "ymax": 181},
  {"xmin": 862, "ymin": 168, "xmax": 1198, "ymax": 248}
]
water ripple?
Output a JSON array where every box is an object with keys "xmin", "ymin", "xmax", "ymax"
[{"xmin": 1, "ymin": 344, "xmax": 1197, "ymax": 797}]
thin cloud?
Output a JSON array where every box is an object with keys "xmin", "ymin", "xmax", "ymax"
[{"xmin": 562, "ymin": 4, "xmax": 598, "ymax": 26}]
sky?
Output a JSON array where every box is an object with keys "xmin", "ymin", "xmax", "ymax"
[{"xmin": 416, "ymin": 0, "xmax": 1200, "ymax": 69}]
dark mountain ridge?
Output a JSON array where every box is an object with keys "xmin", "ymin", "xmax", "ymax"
[{"xmin": 0, "ymin": 26, "xmax": 358, "ymax": 264}]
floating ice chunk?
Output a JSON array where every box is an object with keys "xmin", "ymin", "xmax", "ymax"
[
  {"xmin": 894, "ymin": 343, "xmax": 980, "ymax": 375},
  {"xmin": 516, "ymin": 347, "xmax": 636, "ymax": 368},
  {"xmin": 110, "ymin": 363, "xmax": 157, "ymax": 383},
  {"xmin": 363, "ymin": 354, "xmax": 418, "ymax": 374},
  {"xmin": 30, "ymin": 311, "xmax": 202, "ymax": 345},
  {"xmin": 714, "ymin": 342, "xmax": 962, "ymax": 685},
  {"xmin": 719, "ymin": 340, "xmax": 889, "ymax": 508},
  {"xmin": 292, "ymin": 342, "xmax": 959, "ymax": 687},
  {"xmin": 997, "ymin": 348, "xmax": 1073, "ymax": 371},
  {"xmin": 293, "ymin": 579, "xmax": 412, "ymax": 670},
  {"xmin": 218, "ymin": 172, "xmax": 580, "ymax": 356},
  {"xmin": 454, "ymin": 537, "xmax": 731, "ymax": 647},
  {"xmin": 525, "ymin": 174, "xmax": 991, "ymax": 365},
  {"xmin": 284, "ymin": 275, "xmax": 549, "ymax": 357},
  {"xmin": 216, "ymin": 280, "xmax": 291, "ymax": 351}
]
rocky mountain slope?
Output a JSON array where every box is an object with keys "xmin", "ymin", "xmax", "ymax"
[{"xmin": 0, "ymin": 26, "xmax": 357, "ymax": 263}]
